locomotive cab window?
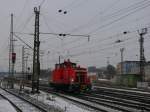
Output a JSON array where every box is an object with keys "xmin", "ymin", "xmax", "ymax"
[{"xmin": 76, "ymin": 72, "xmax": 85, "ymax": 83}]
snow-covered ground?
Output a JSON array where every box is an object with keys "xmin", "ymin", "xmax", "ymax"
[
  {"xmin": 30, "ymin": 91, "xmax": 94, "ymax": 112},
  {"xmin": 0, "ymin": 99, "xmax": 17, "ymax": 112},
  {"xmin": 0, "ymin": 87, "xmax": 45, "ymax": 112},
  {"xmin": 14, "ymin": 85, "xmax": 94, "ymax": 112}
]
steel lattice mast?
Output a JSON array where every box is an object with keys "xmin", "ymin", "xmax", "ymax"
[{"xmin": 31, "ymin": 7, "xmax": 40, "ymax": 93}]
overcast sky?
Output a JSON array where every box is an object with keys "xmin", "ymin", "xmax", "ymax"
[{"xmin": 0, "ymin": 0, "xmax": 150, "ymax": 71}]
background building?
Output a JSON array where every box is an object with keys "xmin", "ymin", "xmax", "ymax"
[
  {"xmin": 117, "ymin": 61, "xmax": 140, "ymax": 74},
  {"xmin": 117, "ymin": 61, "xmax": 150, "ymax": 83}
]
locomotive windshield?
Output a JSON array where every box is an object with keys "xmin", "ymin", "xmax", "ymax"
[{"xmin": 75, "ymin": 70, "xmax": 87, "ymax": 83}]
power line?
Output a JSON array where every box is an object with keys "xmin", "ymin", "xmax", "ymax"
[
  {"xmin": 88, "ymin": 1, "xmax": 150, "ymax": 35},
  {"xmin": 64, "ymin": 15, "xmax": 150, "ymax": 48},
  {"xmin": 13, "ymin": 33, "xmax": 33, "ymax": 50},
  {"xmin": 69, "ymin": 0, "xmax": 121, "ymax": 33},
  {"xmin": 68, "ymin": 0, "xmax": 149, "ymax": 35},
  {"xmin": 14, "ymin": 25, "xmax": 150, "ymax": 61},
  {"xmin": 42, "ymin": 26, "xmax": 149, "ymax": 59},
  {"xmin": 38, "ymin": 1, "xmax": 150, "ymax": 50},
  {"xmin": 61, "ymin": 14, "xmax": 150, "ymax": 48},
  {"xmin": 17, "ymin": 14, "xmax": 34, "ymax": 32},
  {"xmin": 40, "ymin": 0, "xmax": 46, "ymax": 7},
  {"xmin": 66, "ymin": 30, "xmax": 150, "ymax": 61},
  {"xmin": 58, "ymin": 0, "xmax": 89, "ymax": 13},
  {"xmin": 63, "ymin": 28, "xmax": 137, "ymax": 52},
  {"xmin": 66, "ymin": 33, "xmax": 140, "ymax": 58},
  {"xmin": 15, "ymin": 0, "xmax": 29, "ymax": 29}
]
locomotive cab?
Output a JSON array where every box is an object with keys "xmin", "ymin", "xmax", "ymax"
[{"xmin": 75, "ymin": 68, "xmax": 91, "ymax": 91}]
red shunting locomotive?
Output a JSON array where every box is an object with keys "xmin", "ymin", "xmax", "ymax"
[{"xmin": 50, "ymin": 59, "xmax": 92, "ymax": 92}]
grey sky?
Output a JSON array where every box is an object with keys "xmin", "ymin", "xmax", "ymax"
[{"xmin": 0, "ymin": 0, "xmax": 150, "ymax": 71}]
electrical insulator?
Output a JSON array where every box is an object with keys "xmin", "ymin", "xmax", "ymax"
[
  {"xmin": 64, "ymin": 11, "xmax": 67, "ymax": 14},
  {"xmin": 58, "ymin": 9, "xmax": 62, "ymax": 12},
  {"xmin": 59, "ymin": 34, "xmax": 62, "ymax": 36}
]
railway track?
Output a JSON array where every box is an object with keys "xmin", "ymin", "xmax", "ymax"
[
  {"xmin": 93, "ymin": 87, "xmax": 150, "ymax": 104},
  {"xmin": 39, "ymin": 86, "xmax": 112, "ymax": 112},
  {"xmin": 0, "ymin": 87, "xmax": 45, "ymax": 112},
  {"xmin": 83, "ymin": 86, "xmax": 150, "ymax": 112},
  {"xmin": 11, "ymin": 84, "xmax": 150, "ymax": 112},
  {"xmin": 39, "ymin": 86, "xmax": 140, "ymax": 112},
  {"xmin": 40, "ymin": 85, "xmax": 150, "ymax": 112},
  {"xmin": 0, "ymin": 87, "xmax": 63, "ymax": 112},
  {"xmin": 0, "ymin": 91, "xmax": 22, "ymax": 112},
  {"xmin": 78, "ymin": 92, "xmax": 150, "ymax": 112},
  {"xmin": 47, "ymin": 90, "xmax": 112, "ymax": 112}
]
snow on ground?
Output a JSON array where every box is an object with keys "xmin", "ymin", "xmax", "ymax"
[
  {"xmin": 15, "ymin": 85, "xmax": 94, "ymax": 112},
  {"xmin": 30, "ymin": 91, "xmax": 94, "ymax": 112},
  {"xmin": 0, "ymin": 99, "xmax": 17, "ymax": 112}
]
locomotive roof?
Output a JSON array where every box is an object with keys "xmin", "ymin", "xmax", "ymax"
[
  {"xmin": 56, "ymin": 61, "xmax": 76, "ymax": 66},
  {"xmin": 55, "ymin": 59, "xmax": 87, "ymax": 70},
  {"xmin": 55, "ymin": 60, "xmax": 76, "ymax": 68}
]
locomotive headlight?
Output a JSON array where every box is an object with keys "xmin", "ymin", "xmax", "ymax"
[{"xmin": 71, "ymin": 78, "xmax": 74, "ymax": 82}]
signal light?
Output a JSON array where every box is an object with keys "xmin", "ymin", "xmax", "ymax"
[{"xmin": 12, "ymin": 53, "xmax": 16, "ymax": 63}]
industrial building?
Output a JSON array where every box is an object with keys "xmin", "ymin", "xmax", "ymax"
[{"xmin": 116, "ymin": 61, "xmax": 150, "ymax": 87}]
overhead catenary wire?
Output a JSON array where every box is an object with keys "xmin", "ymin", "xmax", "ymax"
[
  {"xmin": 13, "ymin": 22, "xmax": 149, "ymax": 60},
  {"xmin": 66, "ymin": 25, "xmax": 150, "ymax": 52},
  {"xmin": 61, "ymin": 5, "xmax": 150, "ymax": 45},
  {"xmin": 87, "ymin": 1, "xmax": 150, "ymax": 35},
  {"xmin": 15, "ymin": 26, "xmax": 150, "ymax": 61},
  {"xmin": 69, "ymin": 0, "xmax": 121, "ymax": 33},
  {"xmin": 63, "ymin": 26, "xmax": 141, "ymax": 52},
  {"xmin": 17, "ymin": 13, "xmax": 34, "ymax": 33},
  {"xmin": 67, "ymin": 37, "xmax": 136, "ymax": 58},
  {"xmin": 87, "ymin": 0, "xmax": 149, "ymax": 34},
  {"xmin": 38, "ymin": 27, "xmax": 150, "ymax": 65},
  {"xmin": 65, "ymin": 27, "xmax": 150, "ymax": 58},
  {"xmin": 66, "ymin": 0, "xmax": 149, "ymax": 37},
  {"xmin": 7, "ymin": 0, "xmax": 150, "ymax": 68},
  {"xmin": 13, "ymin": 33, "xmax": 33, "ymax": 50},
  {"xmin": 15, "ymin": 0, "xmax": 29, "ymax": 30},
  {"xmin": 41, "ymin": 14, "xmax": 67, "ymax": 41},
  {"xmin": 32, "ymin": 0, "xmax": 150, "ymax": 51},
  {"xmin": 40, "ymin": 0, "xmax": 46, "ymax": 7},
  {"xmin": 59, "ymin": 0, "xmax": 78, "ymax": 10},
  {"xmin": 76, "ymin": 34, "xmax": 150, "ymax": 61},
  {"xmin": 43, "ymin": 14, "xmax": 70, "ymax": 31},
  {"xmin": 58, "ymin": 0, "xmax": 89, "ymax": 13},
  {"xmin": 58, "ymin": 0, "xmax": 122, "ymax": 46}
]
